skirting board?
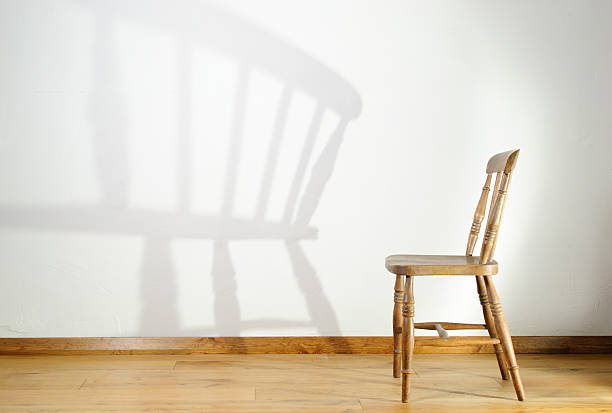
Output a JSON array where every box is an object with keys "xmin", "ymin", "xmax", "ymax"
[{"xmin": 0, "ymin": 336, "xmax": 610, "ymax": 355}]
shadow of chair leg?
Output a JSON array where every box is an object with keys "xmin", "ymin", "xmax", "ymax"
[
  {"xmin": 140, "ymin": 235, "xmax": 180, "ymax": 335},
  {"xmin": 211, "ymin": 240, "xmax": 242, "ymax": 336},
  {"xmin": 285, "ymin": 240, "xmax": 351, "ymax": 352}
]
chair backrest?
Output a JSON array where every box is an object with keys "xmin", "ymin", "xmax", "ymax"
[{"xmin": 465, "ymin": 149, "xmax": 520, "ymax": 264}]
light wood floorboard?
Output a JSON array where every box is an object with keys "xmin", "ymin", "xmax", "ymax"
[{"xmin": 0, "ymin": 354, "xmax": 611, "ymax": 412}]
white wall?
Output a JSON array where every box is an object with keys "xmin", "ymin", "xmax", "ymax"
[{"xmin": 0, "ymin": 0, "xmax": 611, "ymax": 337}]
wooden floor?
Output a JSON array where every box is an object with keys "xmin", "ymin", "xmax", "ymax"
[{"xmin": 0, "ymin": 354, "xmax": 611, "ymax": 412}]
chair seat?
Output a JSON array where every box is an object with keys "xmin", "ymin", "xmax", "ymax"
[{"xmin": 385, "ymin": 254, "xmax": 497, "ymax": 276}]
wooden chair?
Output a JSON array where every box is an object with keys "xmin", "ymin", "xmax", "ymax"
[{"xmin": 385, "ymin": 149, "xmax": 525, "ymax": 402}]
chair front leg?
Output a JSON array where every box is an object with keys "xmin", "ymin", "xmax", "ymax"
[
  {"xmin": 401, "ymin": 276, "xmax": 415, "ymax": 402},
  {"xmin": 485, "ymin": 276, "xmax": 525, "ymax": 401},
  {"xmin": 393, "ymin": 275, "xmax": 405, "ymax": 378}
]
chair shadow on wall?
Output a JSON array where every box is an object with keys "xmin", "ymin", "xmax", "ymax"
[{"xmin": 0, "ymin": 1, "xmax": 362, "ymax": 344}]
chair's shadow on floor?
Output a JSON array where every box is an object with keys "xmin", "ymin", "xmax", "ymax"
[{"xmin": 0, "ymin": 0, "xmax": 362, "ymax": 345}]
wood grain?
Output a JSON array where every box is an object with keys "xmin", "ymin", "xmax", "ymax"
[
  {"xmin": 0, "ymin": 336, "xmax": 610, "ymax": 355},
  {"xmin": 385, "ymin": 255, "xmax": 498, "ymax": 276},
  {"xmin": 0, "ymin": 353, "xmax": 611, "ymax": 412}
]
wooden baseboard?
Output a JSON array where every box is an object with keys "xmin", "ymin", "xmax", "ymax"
[{"xmin": 0, "ymin": 336, "xmax": 610, "ymax": 355}]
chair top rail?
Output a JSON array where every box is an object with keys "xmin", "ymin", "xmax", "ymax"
[{"xmin": 486, "ymin": 149, "xmax": 520, "ymax": 174}]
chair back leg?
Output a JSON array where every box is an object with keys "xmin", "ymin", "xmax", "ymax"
[
  {"xmin": 485, "ymin": 276, "xmax": 525, "ymax": 401},
  {"xmin": 475, "ymin": 275, "xmax": 509, "ymax": 380}
]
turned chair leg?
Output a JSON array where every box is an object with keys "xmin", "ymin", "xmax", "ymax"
[
  {"xmin": 485, "ymin": 276, "xmax": 525, "ymax": 401},
  {"xmin": 393, "ymin": 275, "xmax": 405, "ymax": 378},
  {"xmin": 475, "ymin": 275, "xmax": 509, "ymax": 380},
  {"xmin": 401, "ymin": 276, "xmax": 415, "ymax": 402}
]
